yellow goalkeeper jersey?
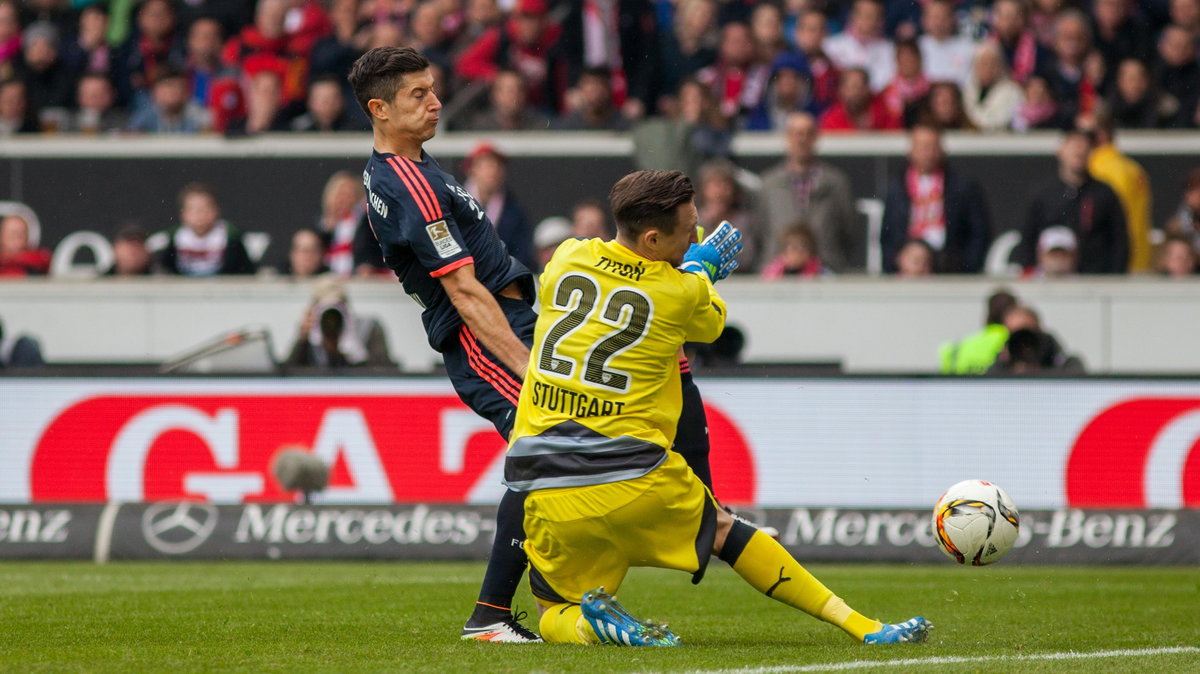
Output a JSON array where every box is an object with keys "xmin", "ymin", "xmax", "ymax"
[{"xmin": 505, "ymin": 237, "xmax": 727, "ymax": 492}]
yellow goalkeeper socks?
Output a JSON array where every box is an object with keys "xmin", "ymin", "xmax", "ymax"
[
  {"xmin": 538, "ymin": 603, "xmax": 601, "ymax": 645},
  {"xmin": 729, "ymin": 530, "xmax": 882, "ymax": 641}
]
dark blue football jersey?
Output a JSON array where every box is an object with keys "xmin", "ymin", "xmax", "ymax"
[{"xmin": 362, "ymin": 149, "xmax": 534, "ymax": 350}]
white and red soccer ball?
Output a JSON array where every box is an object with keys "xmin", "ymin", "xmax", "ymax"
[{"xmin": 932, "ymin": 479, "xmax": 1020, "ymax": 566}]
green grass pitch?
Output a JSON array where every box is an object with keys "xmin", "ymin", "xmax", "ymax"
[{"xmin": 2, "ymin": 561, "xmax": 1197, "ymax": 672}]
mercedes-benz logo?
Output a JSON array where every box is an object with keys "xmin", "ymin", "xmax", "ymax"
[{"xmin": 142, "ymin": 502, "xmax": 219, "ymax": 555}]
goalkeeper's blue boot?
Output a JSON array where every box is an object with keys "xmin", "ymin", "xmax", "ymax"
[
  {"xmin": 580, "ymin": 587, "xmax": 681, "ymax": 646},
  {"xmin": 863, "ymin": 617, "xmax": 933, "ymax": 644}
]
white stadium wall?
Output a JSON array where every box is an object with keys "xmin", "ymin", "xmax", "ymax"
[{"xmin": 3, "ymin": 278, "xmax": 1200, "ymax": 373}]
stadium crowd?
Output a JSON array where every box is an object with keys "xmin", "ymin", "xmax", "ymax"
[
  {"xmin": 1, "ymin": 0, "xmax": 1200, "ymax": 280},
  {"xmin": 1, "ymin": 0, "xmax": 1200, "ymax": 136}
]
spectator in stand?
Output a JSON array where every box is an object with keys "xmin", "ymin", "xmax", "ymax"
[
  {"xmin": 696, "ymin": 21, "xmax": 769, "ymax": 125},
  {"xmin": 277, "ymin": 227, "xmax": 330, "ymax": 278},
  {"xmin": 760, "ymin": 223, "xmax": 827, "ymax": 279},
  {"xmin": 531, "ymin": 215, "xmax": 572, "ymax": 272},
  {"xmin": 1028, "ymin": 0, "xmax": 1068, "ymax": 48},
  {"xmin": 462, "ymin": 143, "xmax": 534, "ymax": 269},
  {"xmin": 225, "ymin": 62, "xmax": 290, "ymax": 134},
  {"xmin": 745, "ymin": 51, "xmax": 811, "ymax": 131},
  {"xmin": 0, "ymin": 317, "xmax": 45, "ymax": 368},
  {"xmin": 819, "ymin": 66, "xmax": 901, "ymax": 131},
  {"xmin": 456, "ymin": 0, "xmax": 564, "ymax": 114},
  {"xmin": 881, "ymin": 39, "xmax": 930, "ymax": 128},
  {"xmin": 988, "ymin": 303, "xmax": 1084, "ymax": 375},
  {"xmin": 316, "ymin": 170, "xmax": 363, "ymax": 277},
  {"xmin": 678, "ymin": 75, "xmax": 733, "ymax": 161},
  {"xmin": 104, "ymin": 224, "xmax": 153, "ymax": 277},
  {"xmin": 183, "ymin": 17, "xmax": 227, "ymax": 110},
  {"xmin": 457, "ymin": 68, "xmax": 550, "ymax": 131},
  {"xmin": 61, "ymin": 4, "xmax": 112, "ymax": 78},
  {"xmin": 895, "ymin": 238, "xmax": 936, "ymax": 277},
  {"xmin": 1027, "ymin": 225, "xmax": 1079, "ymax": 277},
  {"xmin": 823, "ymin": 0, "xmax": 894, "ymax": 92},
  {"xmin": 989, "ymin": 0, "xmax": 1049, "ymax": 84},
  {"xmin": 0, "ymin": 0, "xmax": 19, "ymax": 82},
  {"xmin": 1153, "ymin": 24, "xmax": 1200, "ymax": 128},
  {"xmin": 1091, "ymin": 0, "xmax": 1153, "ymax": 97},
  {"xmin": 409, "ymin": 0, "xmax": 452, "ymax": 70},
  {"xmin": 882, "ymin": 124, "xmax": 991, "ymax": 274},
  {"xmin": 1085, "ymin": 105, "xmax": 1153, "ymax": 272},
  {"xmin": 1108, "ymin": 58, "xmax": 1176, "ymax": 128},
  {"xmin": 285, "ymin": 275, "xmax": 394, "ymax": 368},
  {"xmin": 1163, "ymin": 168, "xmax": 1200, "ymax": 249},
  {"xmin": 67, "ymin": 73, "xmax": 126, "ymax": 134},
  {"xmin": 289, "ymin": 74, "xmax": 362, "ymax": 131},
  {"xmin": 962, "ymin": 41, "xmax": 1024, "ymax": 131},
  {"xmin": 1039, "ymin": 9, "xmax": 1099, "ymax": 129},
  {"xmin": 1169, "ymin": 0, "xmax": 1200, "ymax": 40},
  {"xmin": 1012, "ymin": 74, "xmax": 1059, "ymax": 131},
  {"xmin": 221, "ymin": 0, "xmax": 320, "ymax": 107},
  {"xmin": 656, "ymin": 0, "xmax": 718, "ymax": 103},
  {"xmin": 758, "ymin": 111, "xmax": 860, "ymax": 271},
  {"xmin": 309, "ymin": 0, "xmax": 366, "ymax": 85},
  {"xmin": 16, "ymin": 22, "xmax": 74, "ymax": 128},
  {"xmin": 157, "ymin": 182, "xmax": 256, "ymax": 276},
  {"xmin": 1015, "ymin": 128, "xmax": 1128, "ymax": 274},
  {"xmin": 0, "ymin": 213, "xmax": 51, "ymax": 277},
  {"xmin": 915, "ymin": 80, "xmax": 977, "ymax": 131},
  {"xmin": 1157, "ymin": 233, "xmax": 1198, "ymax": 277},
  {"xmin": 555, "ymin": 65, "xmax": 629, "ymax": 131},
  {"xmin": 451, "ymin": 0, "xmax": 504, "ymax": 56},
  {"xmin": 569, "ymin": 198, "xmax": 612, "ymax": 239},
  {"xmin": 0, "ymin": 78, "xmax": 35, "ymax": 134},
  {"xmin": 792, "ymin": 9, "xmax": 839, "ymax": 115},
  {"xmin": 127, "ymin": 65, "xmax": 211, "ymax": 133},
  {"xmin": 751, "ymin": 2, "xmax": 788, "ymax": 67},
  {"xmin": 696, "ymin": 159, "xmax": 761, "ymax": 273},
  {"xmin": 918, "ymin": 0, "xmax": 976, "ymax": 87},
  {"xmin": 112, "ymin": 0, "xmax": 181, "ymax": 109},
  {"xmin": 939, "ymin": 288, "xmax": 1017, "ymax": 374},
  {"xmin": 558, "ymin": 0, "xmax": 661, "ymax": 121}
]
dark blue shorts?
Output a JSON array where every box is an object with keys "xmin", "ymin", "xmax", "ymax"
[{"xmin": 441, "ymin": 295, "xmax": 538, "ymax": 440}]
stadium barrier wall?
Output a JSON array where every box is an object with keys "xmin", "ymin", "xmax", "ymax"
[
  {"xmin": 1, "ymin": 503, "xmax": 1195, "ymax": 564},
  {"xmin": 4, "ymin": 377, "xmax": 1199, "ymax": 509},
  {"xmin": 3, "ymin": 278, "xmax": 1200, "ymax": 372}
]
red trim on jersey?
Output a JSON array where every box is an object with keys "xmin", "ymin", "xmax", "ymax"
[
  {"xmin": 386, "ymin": 157, "xmax": 436, "ymax": 222},
  {"xmin": 460, "ymin": 327, "xmax": 521, "ymax": 405},
  {"xmin": 461, "ymin": 326, "xmax": 523, "ymax": 398},
  {"xmin": 429, "ymin": 256, "xmax": 475, "ymax": 278},
  {"xmin": 397, "ymin": 156, "xmax": 444, "ymax": 220},
  {"xmin": 678, "ymin": 356, "xmax": 691, "ymax": 373}
]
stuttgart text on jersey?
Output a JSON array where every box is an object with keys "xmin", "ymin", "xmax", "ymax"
[{"xmin": 529, "ymin": 380, "xmax": 627, "ymax": 417}]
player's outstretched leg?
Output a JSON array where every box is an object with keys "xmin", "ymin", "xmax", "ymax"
[
  {"xmin": 717, "ymin": 518, "xmax": 931, "ymax": 644},
  {"xmin": 461, "ymin": 489, "xmax": 542, "ymax": 643}
]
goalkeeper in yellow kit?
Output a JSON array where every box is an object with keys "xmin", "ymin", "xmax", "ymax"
[{"xmin": 504, "ymin": 170, "xmax": 931, "ymax": 646}]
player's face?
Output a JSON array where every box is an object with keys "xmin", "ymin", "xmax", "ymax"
[
  {"xmin": 654, "ymin": 200, "xmax": 700, "ymax": 267},
  {"xmin": 381, "ymin": 69, "xmax": 442, "ymax": 142}
]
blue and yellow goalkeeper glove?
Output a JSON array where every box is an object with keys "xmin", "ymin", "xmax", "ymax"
[{"xmin": 679, "ymin": 220, "xmax": 742, "ymax": 282}]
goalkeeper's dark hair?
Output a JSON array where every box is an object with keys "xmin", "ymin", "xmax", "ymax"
[
  {"xmin": 348, "ymin": 46, "xmax": 431, "ymax": 119},
  {"xmin": 609, "ymin": 170, "xmax": 695, "ymax": 239}
]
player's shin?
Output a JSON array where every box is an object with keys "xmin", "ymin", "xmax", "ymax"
[
  {"xmin": 537, "ymin": 603, "xmax": 601, "ymax": 645},
  {"xmin": 720, "ymin": 523, "xmax": 883, "ymax": 640}
]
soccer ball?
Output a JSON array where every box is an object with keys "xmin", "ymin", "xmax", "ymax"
[{"xmin": 932, "ymin": 479, "xmax": 1020, "ymax": 566}]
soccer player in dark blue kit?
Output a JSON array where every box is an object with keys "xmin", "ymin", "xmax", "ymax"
[{"xmin": 347, "ymin": 46, "xmax": 740, "ymax": 642}]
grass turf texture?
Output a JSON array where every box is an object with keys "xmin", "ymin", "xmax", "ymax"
[{"xmin": 2, "ymin": 562, "xmax": 1197, "ymax": 673}]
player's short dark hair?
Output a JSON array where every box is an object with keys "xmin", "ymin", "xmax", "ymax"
[
  {"xmin": 609, "ymin": 170, "xmax": 695, "ymax": 239},
  {"xmin": 348, "ymin": 47, "xmax": 431, "ymax": 119}
]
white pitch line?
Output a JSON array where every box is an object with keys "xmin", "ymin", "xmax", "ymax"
[{"xmin": 683, "ymin": 646, "xmax": 1200, "ymax": 674}]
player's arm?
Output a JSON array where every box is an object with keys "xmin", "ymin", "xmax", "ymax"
[
  {"xmin": 439, "ymin": 264, "xmax": 531, "ymax": 378},
  {"xmin": 682, "ymin": 274, "xmax": 727, "ymax": 343}
]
